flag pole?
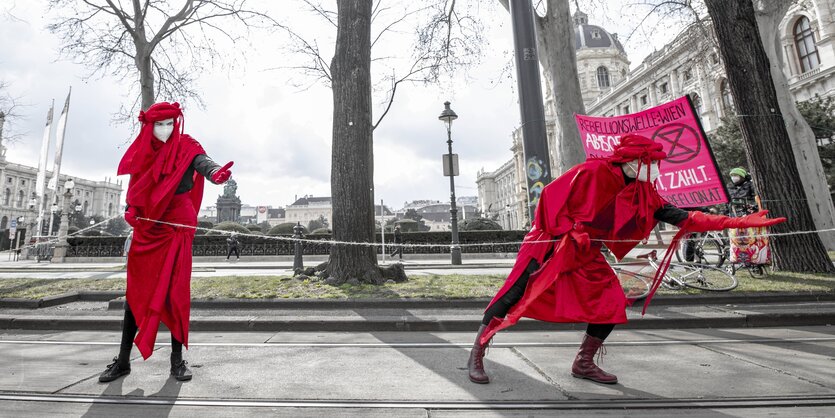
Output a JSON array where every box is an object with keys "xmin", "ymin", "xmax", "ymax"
[
  {"xmin": 35, "ymin": 101, "xmax": 54, "ymax": 240},
  {"xmin": 48, "ymin": 87, "xmax": 71, "ymax": 236}
]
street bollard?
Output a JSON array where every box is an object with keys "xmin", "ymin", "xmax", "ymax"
[{"xmin": 293, "ymin": 222, "xmax": 304, "ymax": 272}]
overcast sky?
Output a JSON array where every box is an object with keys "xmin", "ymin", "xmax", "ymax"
[{"xmin": 0, "ymin": 0, "xmax": 686, "ymax": 211}]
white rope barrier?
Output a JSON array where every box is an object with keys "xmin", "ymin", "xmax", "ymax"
[{"xmin": 7, "ymin": 213, "xmax": 833, "ymax": 255}]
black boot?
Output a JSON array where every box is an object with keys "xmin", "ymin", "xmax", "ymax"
[
  {"xmin": 99, "ymin": 357, "xmax": 131, "ymax": 383},
  {"xmin": 170, "ymin": 352, "xmax": 193, "ymax": 381}
]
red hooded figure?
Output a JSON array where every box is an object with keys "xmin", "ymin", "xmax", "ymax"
[
  {"xmin": 466, "ymin": 135, "xmax": 784, "ymax": 386},
  {"xmin": 99, "ymin": 102, "xmax": 233, "ymax": 383}
]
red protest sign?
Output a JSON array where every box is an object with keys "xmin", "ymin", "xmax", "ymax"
[{"xmin": 575, "ymin": 96, "xmax": 729, "ymax": 208}]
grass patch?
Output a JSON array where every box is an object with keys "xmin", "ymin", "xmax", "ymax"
[{"xmin": 1, "ymin": 270, "xmax": 834, "ymax": 301}]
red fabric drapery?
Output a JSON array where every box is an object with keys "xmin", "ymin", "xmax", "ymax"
[
  {"xmin": 118, "ymin": 102, "xmax": 205, "ymax": 359},
  {"xmin": 481, "ymin": 135, "xmax": 671, "ymax": 344}
]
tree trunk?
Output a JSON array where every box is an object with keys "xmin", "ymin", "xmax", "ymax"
[
  {"xmin": 704, "ymin": 0, "xmax": 834, "ymax": 273},
  {"xmin": 327, "ymin": 0, "xmax": 382, "ymax": 284},
  {"xmin": 755, "ymin": 0, "xmax": 835, "ymax": 250},
  {"xmin": 537, "ymin": 0, "xmax": 586, "ymax": 174},
  {"xmin": 135, "ymin": 41, "xmax": 155, "ymax": 111}
]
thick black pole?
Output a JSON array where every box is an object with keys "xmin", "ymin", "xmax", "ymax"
[{"xmin": 509, "ymin": 0, "xmax": 552, "ymax": 222}]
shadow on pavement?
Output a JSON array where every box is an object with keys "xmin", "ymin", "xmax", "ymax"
[
  {"xmin": 81, "ymin": 376, "xmax": 183, "ymax": 418},
  {"xmin": 352, "ymin": 282, "xmax": 571, "ymax": 402}
]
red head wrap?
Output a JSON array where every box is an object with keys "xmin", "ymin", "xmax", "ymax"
[{"xmin": 607, "ymin": 134, "xmax": 667, "ymax": 164}]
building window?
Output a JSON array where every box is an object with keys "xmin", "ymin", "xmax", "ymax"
[
  {"xmin": 108, "ymin": 202, "xmax": 113, "ymax": 216},
  {"xmin": 591, "ymin": 29, "xmax": 601, "ymax": 39},
  {"xmin": 794, "ymin": 16, "xmax": 820, "ymax": 73},
  {"xmin": 596, "ymin": 66, "xmax": 610, "ymax": 88},
  {"xmin": 20, "ymin": 180, "xmax": 25, "ymax": 186},
  {"xmin": 17, "ymin": 190, "xmax": 24, "ymax": 208},
  {"xmin": 623, "ymin": 105, "xmax": 630, "ymax": 114},
  {"xmin": 641, "ymin": 95, "xmax": 648, "ymax": 106},
  {"xmin": 659, "ymin": 82, "xmax": 668, "ymax": 94},
  {"xmin": 6, "ymin": 178, "xmax": 11, "ymax": 184},
  {"xmin": 690, "ymin": 93, "xmax": 702, "ymax": 117},
  {"xmin": 83, "ymin": 200, "xmax": 89, "ymax": 215},
  {"xmin": 683, "ymin": 69, "xmax": 692, "ymax": 81},
  {"xmin": 3, "ymin": 188, "xmax": 9, "ymax": 206},
  {"xmin": 0, "ymin": 216, "xmax": 6, "ymax": 230},
  {"xmin": 720, "ymin": 79, "xmax": 734, "ymax": 114}
]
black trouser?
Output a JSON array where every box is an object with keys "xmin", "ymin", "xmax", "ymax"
[
  {"xmin": 226, "ymin": 246, "xmax": 239, "ymax": 259},
  {"xmin": 117, "ymin": 303, "xmax": 182, "ymax": 367},
  {"xmin": 481, "ymin": 258, "xmax": 615, "ymax": 341},
  {"xmin": 390, "ymin": 244, "xmax": 403, "ymax": 259}
]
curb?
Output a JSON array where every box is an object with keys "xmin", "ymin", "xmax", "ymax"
[
  {"xmin": 0, "ymin": 291, "xmax": 124, "ymax": 309},
  {"xmin": 3, "ymin": 291, "xmax": 834, "ymax": 311},
  {"xmin": 1, "ymin": 312, "xmax": 833, "ymax": 332},
  {"xmin": 108, "ymin": 292, "xmax": 835, "ymax": 311}
]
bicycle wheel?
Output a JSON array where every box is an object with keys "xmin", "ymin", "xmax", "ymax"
[
  {"xmin": 675, "ymin": 234, "xmax": 697, "ymax": 263},
  {"xmin": 696, "ymin": 236, "xmax": 726, "ymax": 268},
  {"xmin": 667, "ymin": 263, "xmax": 738, "ymax": 291},
  {"xmin": 612, "ymin": 266, "xmax": 652, "ymax": 301}
]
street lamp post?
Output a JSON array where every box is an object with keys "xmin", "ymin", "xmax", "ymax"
[
  {"xmin": 52, "ymin": 179, "xmax": 75, "ymax": 263},
  {"xmin": 439, "ymin": 101, "xmax": 462, "ymax": 265}
]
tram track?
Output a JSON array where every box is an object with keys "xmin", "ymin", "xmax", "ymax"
[
  {"xmin": 1, "ymin": 391, "xmax": 834, "ymax": 410},
  {"xmin": 1, "ymin": 336, "xmax": 834, "ymax": 348}
]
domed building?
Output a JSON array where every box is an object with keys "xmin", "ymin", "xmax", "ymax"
[{"xmin": 572, "ymin": 11, "xmax": 630, "ymax": 105}]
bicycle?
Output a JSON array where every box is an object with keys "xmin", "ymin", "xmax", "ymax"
[
  {"xmin": 674, "ymin": 230, "xmax": 728, "ymax": 268},
  {"xmin": 613, "ymin": 249, "xmax": 738, "ymax": 301}
]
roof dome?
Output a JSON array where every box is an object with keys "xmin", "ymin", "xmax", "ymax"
[{"xmin": 573, "ymin": 11, "xmax": 626, "ymax": 54}]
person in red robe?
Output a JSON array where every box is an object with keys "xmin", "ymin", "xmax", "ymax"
[
  {"xmin": 99, "ymin": 102, "xmax": 233, "ymax": 383},
  {"xmin": 467, "ymin": 135, "xmax": 785, "ymax": 385}
]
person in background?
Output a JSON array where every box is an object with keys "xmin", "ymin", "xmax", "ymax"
[
  {"xmin": 390, "ymin": 225, "xmax": 403, "ymax": 260},
  {"xmin": 227, "ymin": 233, "xmax": 240, "ymax": 261}
]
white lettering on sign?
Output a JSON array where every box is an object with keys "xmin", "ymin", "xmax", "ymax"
[
  {"xmin": 661, "ymin": 165, "xmax": 710, "ymax": 190},
  {"xmin": 584, "ymin": 133, "xmax": 621, "ymax": 152}
]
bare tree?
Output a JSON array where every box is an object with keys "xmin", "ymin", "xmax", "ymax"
[
  {"xmin": 630, "ymin": 0, "xmax": 835, "ymax": 251},
  {"xmin": 497, "ymin": 0, "xmax": 586, "ymax": 174},
  {"xmin": 282, "ymin": 0, "xmax": 485, "ymax": 284},
  {"xmin": 46, "ymin": 0, "xmax": 278, "ymax": 115},
  {"xmin": 0, "ymin": 80, "xmax": 24, "ymax": 144},
  {"xmin": 753, "ymin": 0, "xmax": 835, "ymax": 250},
  {"xmin": 281, "ymin": 0, "xmax": 486, "ymax": 131},
  {"xmin": 703, "ymin": 0, "xmax": 833, "ymax": 273}
]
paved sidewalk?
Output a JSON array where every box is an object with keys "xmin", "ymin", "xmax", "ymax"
[{"xmin": 1, "ymin": 327, "xmax": 834, "ymax": 416}]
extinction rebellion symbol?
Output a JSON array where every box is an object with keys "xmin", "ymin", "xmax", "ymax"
[{"xmin": 651, "ymin": 123, "xmax": 701, "ymax": 164}]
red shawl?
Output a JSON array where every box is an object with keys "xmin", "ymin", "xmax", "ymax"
[{"xmin": 118, "ymin": 102, "xmax": 205, "ymax": 223}]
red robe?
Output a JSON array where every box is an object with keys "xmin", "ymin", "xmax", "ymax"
[
  {"xmin": 481, "ymin": 159, "xmax": 665, "ymax": 343},
  {"xmin": 119, "ymin": 126, "xmax": 205, "ymax": 359}
]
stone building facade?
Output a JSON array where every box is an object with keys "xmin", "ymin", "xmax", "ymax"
[{"xmin": 478, "ymin": 2, "xmax": 835, "ymax": 227}]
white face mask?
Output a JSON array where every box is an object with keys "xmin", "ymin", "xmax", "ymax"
[
  {"xmin": 153, "ymin": 118, "xmax": 175, "ymax": 142},
  {"xmin": 623, "ymin": 160, "xmax": 660, "ymax": 183},
  {"xmin": 730, "ymin": 175, "xmax": 742, "ymax": 184}
]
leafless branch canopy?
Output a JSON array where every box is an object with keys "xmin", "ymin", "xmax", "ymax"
[
  {"xmin": 278, "ymin": 0, "xmax": 487, "ymax": 130},
  {"xmin": 46, "ymin": 0, "xmax": 282, "ymax": 121},
  {"xmin": 0, "ymin": 80, "xmax": 25, "ymax": 144}
]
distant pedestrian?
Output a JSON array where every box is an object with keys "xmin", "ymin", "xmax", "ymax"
[
  {"xmin": 226, "ymin": 233, "xmax": 240, "ymax": 260},
  {"xmin": 390, "ymin": 225, "xmax": 403, "ymax": 259}
]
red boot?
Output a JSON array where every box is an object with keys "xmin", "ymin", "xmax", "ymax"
[
  {"xmin": 571, "ymin": 334, "xmax": 618, "ymax": 384},
  {"xmin": 467, "ymin": 325, "xmax": 490, "ymax": 384}
]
